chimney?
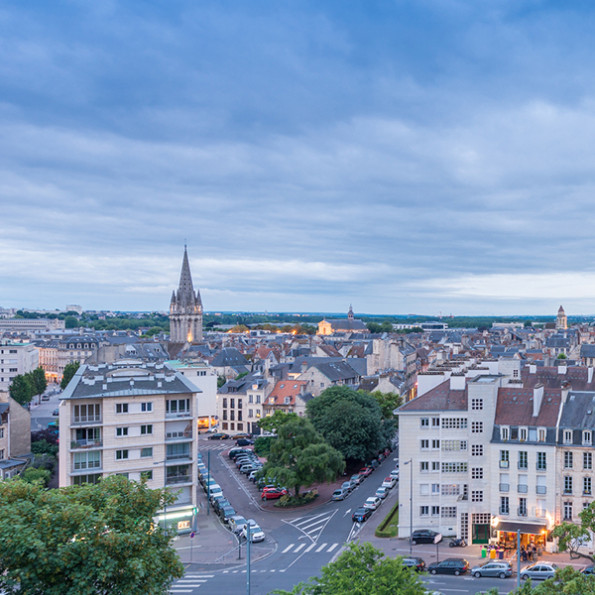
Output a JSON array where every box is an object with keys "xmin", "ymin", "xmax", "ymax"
[
  {"xmin": 589, "ymin": 367, "xmax": 594, "ymax": 384},
  {"xmin": 533, "ymin": 384, "xmax": 544, "ymax": 418},
  {"xmin": 449, "ymin": 374, "xmax": 466, "ymax": 390}
]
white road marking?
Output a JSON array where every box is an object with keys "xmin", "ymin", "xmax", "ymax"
[
  {"xmin": 304, "ymin": 543, "xmax": 316, "ymax": 553},
  {"xmin": 293, "ymin": 543, "xmax": 306, "ymax": 553},
  {"xmin": 315, "ymin": 542, "xmax": 328, "ymax": 552},
  {"xmin": 327, "ymin": 543, "xmax": 338, "ymax": 552},
  {"xmin": 282, "ymin": 544, "xmax": 294, "ymax": 553}
]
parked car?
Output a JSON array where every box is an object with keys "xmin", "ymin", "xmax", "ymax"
[
  {"xmin": 359, "ymin": 467, "xmax": 373, "ymax": 478},
  {"xmin": 341, "ymin": 481, "xmax": 353, "ymax": 493},
  {"xmin": 233, "ymin": 433, "xmax": 252, "ymax": 440},
  {"xmin": 212, "ymin": 497, "xmax": 231, "ymax": 514},
  {"xmin": 382, "ymin": 476, "xmax": 397, "ymax": 489},
  {"xmin": 228, "ymin": 515, "xmax": 248, "ymax": 535},
  {"xmin": 581, "ymin": 565, "xmax": 595, "ymax": 575},
  {"xmin": 261, "ymin": 487, "xmax": 288, "ymax": 500},
  {"xmin": 471, "ymin": 561, "xmax": 513, "ymax": 579},
  {"xmin": 390, "ymin": 469, "xmax": 399, "ymax": 479},
  {"xmin": 241, "ymin": 519, "xmax": 265, "ymax": 542},
  {"xmin": 375, "ymin": 486, "xmax": 389, "ymax": 499},
  {"xmin": 352, "ymin": 507, "xmax": 372, "ymax": 522},
  {"xmin": 411, "ymin": 529, "xmax": 442, "ymax": 545},
  {"xmin": 42, "ymin": 394, "xmax": 50, "ymax": 401},
  {"xmin": 52, "ymin": 408, "xmax": 59, "ymax": 416},
  {"xmin": 208, "ymin": 433, "xmax": 230, "ymax": 440},
  {"xmin": 520, "ymin": 563, "xmax": 558, "ymax": 581},
  {"xmin": 331, "ymin": 488, "xmax": 348, "ymax": 501},
  {"xmin": 351, "ymin": 473, "xmax": 363, "ymax": 486},
  {"xmin": 229, "ymin": 448, "xmax": 251, "ymax": 459},
  {"xmin": 236, "ymin": 438, "xmax": 254, "ymax": 446},
  {"xmin": 401, "ymin": 557, "xmax": 426, "ymax": 572},
  {"xmin": 220, "ymin": 505, "xmax": 237, "ymax": 523},
  {"xmin": 427, "ymin": 558, "xmax": 469, "ymax": 576},
  {"xmin": 363, "ymin": 496, "xmax": 381, "ymax": 510}
]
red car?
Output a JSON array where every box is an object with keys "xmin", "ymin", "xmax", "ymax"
[
  {"xmin": 359, "ymin": 467, "xmax": 373, "ymax": 478},
  {"xmin": 261, "ymin": 487, "xmax": 288, "ymax": 500}
]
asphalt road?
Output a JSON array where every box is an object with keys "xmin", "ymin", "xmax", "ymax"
[{"xmin": 29, "ymin": 384, "xmax": 62, "ymax": 431}]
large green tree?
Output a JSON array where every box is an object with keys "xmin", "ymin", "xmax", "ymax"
[
  {"xmin": 30, "ymin": 366, "xmax": 47, "ymax": 396},
  {"xmin": 552, "ymin": 501, "xmax": 595, "ymax": 563},
  {"xmin": 61, "ymin": 361, "xmax": 80, "ymax": 389},
  {"xmin": 483, "ymin": 566, "xmax": 595, "ymax": 594},
  {"xmin": 8, "ymin": 374, "xmax": 34, "ymax": 406},
  {"xmin": 273, "ymin": 542, "xmax": 426, "ymax": 595},
  {"xmin": 0, "ymin": 475, "xmax": 184, "ymax": 595},
  {"xmin": 262, "ymin": 416, "xmax": 344, "ymax": 497},
  {"xmin": 307, "ymin": 386, "xmax": 392, "ymax": 464}
]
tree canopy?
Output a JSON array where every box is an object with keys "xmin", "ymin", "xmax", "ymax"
[
  {"xmin": 8, "ymin": 366, "xmax": 47, "ymax": 405},
  {"xmin": 273, "ymin": 542, "xmax": 426, "ymax": 595},
  {"xmin": 262, "ymin": 415, "xmax": 344, "ymax": 497},
  {"xmin": 307, "ymin": 386, "xmax": 392, "ymax": 464},
  {"xmin": 552, "ymin": 501, "xmax": 595, "ymax": 563},
  {"xmin": 0, "ymin": 476, "xmax": 184, "ymax": 595},
  {"xmin": 61, "ymin": 361, "xmax": 80, "ymax": 389}
]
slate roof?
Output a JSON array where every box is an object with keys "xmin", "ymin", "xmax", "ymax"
[
  {"xmin": 315, "ymin": 360, "xmax": 361, "ymax": 382},
  {"xmin": 558, "ymin": 391, "xmax": 595, "ymax": 430},
  {"xmin": 211, "ymin": 348, "xmax": 249, "ymax": 367},
  {"xmin": 521, "ymin": 366, "xmax": 595, "ymax": 390},
  {"xmin": 580, "ymin": 344, "xmax": 595, "ymax": 358},
  {"xmin": 398, "ymin": 380, "xmax": 466, "ymax": 412},
  {"xmin": 494, "ymin": 387, "xmax": 561, "ymax": 427},
  {"xmin": 322, "ymin": 318, "xmax": 368, "ymax": 331}
]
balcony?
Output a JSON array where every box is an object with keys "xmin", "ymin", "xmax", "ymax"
[
  {"xmin": 499, "ymin": 460, "xmax": 509, "ymax": 469},
  {"xmin": 517, "ymin": 484, "xmax": 528, "ymax": 494},
  {"xmin": 499, "ymin": 483, "xmax": 509, "ymax": 492},
  {"xmin": 72, "ymin": 416, "xmax": 102, "ymax": 425},
  {"xmin": 166, "ymin": 474, "xmax": 192, "ymax": 485},
  {"xmin": 165, "ymin": 431, "xmax": 192, "ymax": 442},
  {"xmin": 71, "ymin": 439, "xmax": 102, "ymax": 450},
  {"xmin": 166, "ymin": 452, "xmax": 192, "ymax": 462},
  {"xmin": 563, "ymin": 489, "xmax": 573, "ymax": 495},
  {"xmin": 536, "ymin": 485, "xmax": 547, "ymax": 495},
  {"xmin": 518, "ymin": 508, "xmax": 528, "ymax": 517},
  {"xmin": 165, "ymin": 411, "xmax": 192, "ymax": 420}
]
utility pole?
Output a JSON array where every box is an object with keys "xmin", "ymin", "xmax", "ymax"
[{"xmin": 246, "ymin": 523, "xmax": 251, "ymax": 595}]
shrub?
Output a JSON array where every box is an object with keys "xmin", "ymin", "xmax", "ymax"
[{"xmin": 21, "ymin": 467, "xmax": 51, "ymax": 487}]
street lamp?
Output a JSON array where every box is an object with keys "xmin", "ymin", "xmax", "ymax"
[{"xmin": 404, "ymin": 458, "xmax": 413, "ymax": 556}]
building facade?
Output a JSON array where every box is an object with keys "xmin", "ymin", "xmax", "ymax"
[{"xmin": 0, "ymin": 340, "xmax": 39, "ymax": 391}]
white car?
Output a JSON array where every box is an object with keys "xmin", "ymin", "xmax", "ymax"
[
  {"xmin": 241, "ymin": 519, "xmax": 265, "ymax": 542},
  {"xmin": 363, "ymin": 496, "xmax": 381, "ymax": 510},
  {"xmin": 382, "ymin": 476, "xmax": 397, "ymax": 489},
  {"xmin": 390, "ymin": 469, "xmax": 399, "ymax": 479},
  {"xmin": 375, "ymin": 486, "xmax": 389, "ymax": 499}
]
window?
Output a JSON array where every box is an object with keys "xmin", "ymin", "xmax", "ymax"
[
  {"xmin": 73, "ymin": 451, "xmax": 101, "ymax": 470},
  {"xmin": 421, "ymin": 439, "xmax": 429, "ymax": 450},
  {"xmin": 116, "ymin": 403, "xmax": 129, "ymax": 414},
  {"xmin": 500, "ymin": 426, "xmax": 509, "ymax": 441},
  {"xmin": 0, "ymin": 428, "xmax": 3, "ymax": 439},
  {"xmin": 441, "ymin": 462, "xmax": 468, "ymax": 473},
  {"xmin": 442, "ymin": 417, "xmax": 468, "ymax": 429},
  {"xmin": 472, "ymin": 467, "xmax": 483, "ymax": 480},
  {"xmin": 432, "ymin": 439, "xmax": 440, "ymax": 449},
  {"xmin": 519, "ymin": 497, "xmax": 527, "ymax": 516},
  {"xmin": 141, "ymin": 447, "xmax": 153, "ymax": 458},
  {"xmin": 420, "ymin": 461, "xmax": 429, "ymax": 472},
  {"xmin": 431, "ymin": 506, "xmax": 440, "ymax": 516},
  {"xmin": 116, "ymin": 449, "xmax": 129, "ymax": 460},
  {"xmin": 442, "ymin": 440, "xmax": 466, "ymax": 451},
  {"xmin": 141, "ymin": 402, "xmax": 153, "ymax": 412},
  {"xmin": 564, "ymin": 476, "xmax": 573, "ymax": 494},
  {"xmin": 248, "ymin": 409, "xmax": 254, "ymax": 418},
  {"xmin": 166, "ymin": 399, "xmax": 190, "ymax": 414},
  {"xmin": 441, "ymin": 484, "xmax": 460, "ymax": 496},
  {"xmin": 585, "ymin": 452, "xmax": 593, "ymax": 470},
  {"xmin": 500, "ymin": 450, "xmax": 509, "ymax": 468},
  {"xmin": 536, "ymin": 452, "xmax": 547, "ymax": 471},
  {"xmin": 431, "ymin": 483, "xmax": 440, "ymax": 494},
  {"xmin": 230, "ymin": 399, "xmax": 235, "ymax": 409},
  {"xmin": 432, "ymin": 417, "xmax": 440, "ymax": 427},
  {"xmin": 256, "ymin": 395, "xmax": 261, "ymax": 404},
  {"xmin": 518, "ymin": 474, "xmax": 528, "ymax": 493},
  {"xmin": 420, "ymin": 484, "xmax": 429, "ymax": 495},
  {"xmin": 471, "ymin": 445, "xmax": 483, "ymax": 456},
  {"xmin": 538, "ymin": 428, "xmax": 546, "ymax": 442},
  {"xmin": 431, "ymin": 461, "xmax": 440, "ymax": 471},
  {"xmin": 141, "ymin": 424, "xmax": 153, "ymax": 435},
  {"xmin": 519, "ymin": 427, "xmax": 528, "ymax": 442},
  {"xmin": 420, "ymin": 506, "xmax": 429, "ymax": 516},
  {"xmin": 500, "ymin": 473, "xmax": 510, "ymax": 491},
  {"xmin": 500, "ymin": 496, "xmax": 509, "ymax": 515},
  {"xmin": 116, "ymin": 427, "xmax": 128, "ymax": 437},
  {"xmin": 421, "ymin": 418, "xmax": 429, "ymax": 427},
  {"xmin": 584, "ymin": 431, "xmax": 593, "ymax": 446},
  {"xmin": 223, "ymin": 398, "xmax": 227, "ymax": 408},
  {"xmin": 518, "ymin": 451, "xmax": 528, "ymax": 470},
  {"xmin": 73, "ymin": 403, "xmax": 101, "ymax": 423},
  {"xmin": 584, "ymin": 476, "xmax": 592, "ymax": 496},
  {"xmin": 441, "ymin": 507, "xmax": 457, "ymax": 518},
  {"xmin": 141, "ymin": 470, "xmax": 153, "ymax": 481},
  {"xmin": 471, "ymin": 398, "xmax": 483, "ymax": 411},
  {"xmin": 471, "ymin": 490, "xmax": 483, "ymax": 503},
  {"xmin": 472, "ymin": 421, "xmax": 483, "ymax": 434},
  {"xmin": 564, "ymin": 451, "xmax": 573, "ymax": 469},
  {"xmin": 564, "ymin": 501, "xmax": 573, "ymax": 521},
  {"xmin": 563, "ymin": 429, "xmax": 572, "ymax": 444}
]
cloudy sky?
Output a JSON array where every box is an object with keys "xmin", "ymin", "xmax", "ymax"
[{"xmin": 3, "ymin": 1, "xmax": 595, "ymax": 316}]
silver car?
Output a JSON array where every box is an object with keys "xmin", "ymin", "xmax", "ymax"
[
  {"xmin": 471, "ymin": 561, "xmax": 512, "ymax": 579},
  {"xmin": 520, "ymin": 562, "xmax": 557, "ymax": 581}
]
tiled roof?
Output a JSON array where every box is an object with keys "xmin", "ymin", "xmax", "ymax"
[
  {"xmin": 494, "ymin": 387, "xmax": 561, "ymax": 426},
  {"xmin": 398, "ymin": 380, "xmax": 466, "ymax": 412}
]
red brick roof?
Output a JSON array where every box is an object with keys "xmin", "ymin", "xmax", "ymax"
[{"xmin": 265, "ymin": 380, "xmax": 308, "ymax": 406}]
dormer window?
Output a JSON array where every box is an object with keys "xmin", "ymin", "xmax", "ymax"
[
  {"xmin": 564, "ymin": 430, "xmax": 572, "ymax": 444},
  {"xmin": 583, "ymin": 431, "xmax": 592, "ymax": 446},
  {"xmin": 538, "ymin": 428, "xmax": 546, "ymax": 442},
  {"xmin": 519, "ymin": 427, "xmax": 528, "ymax": 442},
  {"xmin": 500, "ymin": 426, "xmax": 510, "ymax": 441}
]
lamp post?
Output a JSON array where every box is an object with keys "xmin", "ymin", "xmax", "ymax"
[{"xmin": 404, "ymin": 458, "xmax": 413, "ymax": 556}]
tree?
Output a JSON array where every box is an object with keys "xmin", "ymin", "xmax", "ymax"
[
  {"xmin": 61, "ymin": 361, "xmax": 80, "ymax": 390},
  {"xmin": 258, "ymin": 410, "xmax": 298, "ymax": 434},
  {"xmin": 262, "ymin": 416, "xmax": 344, "ymax": 498},
  {"xmin": 273, "ymin": 542, "xmax": 427, "ymax": 594},
  {"xmin": 557, "ymin": 353, "xmax": 568, "ymax": 359},
  {"xmin": 0, "ymin": 475, "xmax": 184, "ymax": 594},
  {"xmin": 64, "ymin": 316, "xmax": 79, "ymax": 329},
  {"xmin": 30, "ymin": 367, "xmax": 47, "ymax": 396},
  {"xmin": 20, "ymin": 467, "xmax": 51, "ymax": 487},
  {"xmin": 307, "ymin": 386, "xmax": 391, "ymax": 465},
  {"xmin": 217, "ymin": 375, "xmax": 226, "ymax": 388},
  {"xmin": 9, "ymin": 374, "xmax": 34, "ymax": 406},
  {"xmin": 494, "ymin": 566, "xmax": 595, "ymax": 594},
  {"xmin": 553, "ymin": 501, "xmax": 595, "ymax": 562},
  {"xmin": 366, "ymin": 390, "xmax": 402, "ymax": 420}
]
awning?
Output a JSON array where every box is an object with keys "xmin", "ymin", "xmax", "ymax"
[{"xmin": 497, "ymin": 521, "xmax": 547, "ymax": 535}]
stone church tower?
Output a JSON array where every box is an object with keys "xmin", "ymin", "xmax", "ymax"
[
  {"xmin": 169, "ymin": 247, "xmax": 203, "ymax": 343},
  {"xmin": 556, "ymin": 305, "xmax": 567, "ymax": 330}
]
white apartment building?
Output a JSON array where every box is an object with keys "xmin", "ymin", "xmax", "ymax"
[
  {"xmin": 0, "ymin": 340, "xmax": 39, "ymax": 391},
  {"xmin": 58, "ymin": 360, "xmax": 199, "ymax": 534}
]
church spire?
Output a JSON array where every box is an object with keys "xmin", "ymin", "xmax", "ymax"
[{"xmin": 178, "ymin": 245, "xmax": 194, "ymax": 297}]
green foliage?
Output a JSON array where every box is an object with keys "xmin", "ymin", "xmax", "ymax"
[
  {"xmin": 557, "ymin": 353, "xmax": 568, "ymax": 359},
  {"xmin": 30, "ymin": 367, "xmax": 47, "ymax": 396},
  {"xmin": 8, "ymin": 374, "xmax": 34, "ymax": 406},
  {"xmin": 553, "ymin": 502, "xmax": 595, "ymax": 562},
  {"xmin": 275, "ymin": 489, "xmax": 318, "ymax": 507},
  {"xmin": 506, "ymin": 566, "xmax": 595, "ymax": 594},
  {"xmin": 375, "ymin": 500, "xmax": 400, "ymax": 538},
  {"xmin": 262, "ymin": 416, "xmax": 344, "ymax": 497},
  {"xmin": 141, "ymin": 326, "xmax": 163, "ymax": 338},
  {"xmin": 0, "ymin": 476, "xmax": 184, "ymax": 595},
  {"xmin": 258, "ymin": 410, "xmax": 298, "ymax": 434},
  {"xmin": 31, "ymin": 439, "xmax": 59, "ymax": 457},
  {"xmin": 272, "ymin": 542, "xmax": 427, "ymax": 595},
  {"xmin": 20, "ymin": 467, "xmax": 51, "ymax": 487},
  {"xmin": 366, "ymin": 390, "xmax": 402, "ymax": 420},
  {"xmin": 254, "ymin": 436, "xmax": 275, "ymax": 456},
  {"xmin": 217, "ymin": 375, "xmax": 226, "ymax": 388},
  {"xmin": 366, "ymin": 320, "xmax": 394, "ymax": 333},
  {"xmin": 64, "ymin": 316, "xmax": 79, "ymax": 329},
  {"xmin": 307, "ymin": 386, "xmax": 391, "ymax": 464},
  {"xmin": 235, "ymin": 371, "xmax": 249, "ymax": 380},
  {"xmin": 61, "ymin": 361, "xmax": 80, "ymax": 390}
]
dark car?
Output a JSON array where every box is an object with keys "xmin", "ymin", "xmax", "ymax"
[
  {"xmin": 581, "ymin": 565, "xmax": 595, "ymax": 575},
  {"xmin": 233, "ymin": 433, "xmax": 252, "ymax": 440},
  {"xmin": 52, "ymin": 408, "xmax": 59, "ymax": 416},
  {"xmin": 428, "ymin": 558, "xmax": 469, "ymax": 576},
  {"xmin": 229, "ymin": 448, "xmax": 251, "ymax": 459},
  {"xmin": 411, "ymin": 529, "xmax": 442, "ymax": 545},
  {"xmin": 208, "ymin": 433, "xmax": 230, "ymax": 440},
  {"xmin": 220, "ymin": 505, "xmax": 237, "ymax": 523},
  {"xmin": 352, "ymin": 507, "xmax": 372, "ymax": 522},
  {"xmin": 401, "ymin": 557, "xmax": 426, "ymax": 572},
  {"xmin": 236, "ymin": 438, "xmax": 254, "ymax": 446}
]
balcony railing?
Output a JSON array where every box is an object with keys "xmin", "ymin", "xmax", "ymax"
[
  {"xmin": 517, "ymin": 462, "xmax": 528, "ymax": 470},
  {"xmin": 518, "ymin": 508, "xmax": 528, "ymax": 517},
  {"xmin": 536, "ymin": 485, "xmax": 547, "ymax": 494},
  {"xmin": 499, "ymin": 483, "xmax": 509, "ymax": 492},
  {"xmin": 536, "ymin": 465, "xmax": 547, "ymax": 471},
  {"xmin": 563, "ymin": 489, "xmax": 573, "ymax": 495},
  {"xmin": 71, "ymin": 439, "xmax": 102, "ymax": 449},
  {"xmin": 499, "ymin": 507, "xmax": 510, "ymax": 515},
  {"xmin": 166, "ymin": 452, "xmax": 191, "ymax": 461},
  {"xmin": 517, "ymin": 484, "xmax": 528, "ymax": 494},
  {"xmin": 165, "ymin": 411, "xmax": 192, "ymax": 419},
  {"xmin": 165, "ymin": 431, "xmax": 192, "ymax": 441},
  {"xmin": 166, "ymin": 474, "xmax": 192, "ymax": 485},
  {"xmin": 72, "ymin": 416, "xmax": 102, "ymax": 425}
]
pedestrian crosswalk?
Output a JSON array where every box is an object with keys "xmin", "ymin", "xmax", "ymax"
[
  {"xmin": 169, "ymin": 574, "xmax": 214, "ymax": 593},
  {"xmin": 281, "ymin": 541, "xmax": 340, "ymax": 555},
  {"xmin": 284, "ymin": 510, "xmax": 336, "ymax": 542}
]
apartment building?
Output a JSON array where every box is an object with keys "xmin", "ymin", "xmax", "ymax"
[
  {"xmin": 36, "ymin": 336, "xmax": 100, "ymax": 383},
  {"xmin": 0, "ymin": 340, "xmax": 39, "ymax": 391},
  {"xmin": 0, "ymin": 394, "xmax": 31, "ymax": 479},
  {"xmin": 58, "ymin": 360, "xmax": 199, "ymax": 534}
]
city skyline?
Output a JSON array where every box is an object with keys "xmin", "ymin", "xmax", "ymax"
[{"xmin": 3, "ymin": 2, "xmax": 595, "ymax": 315}]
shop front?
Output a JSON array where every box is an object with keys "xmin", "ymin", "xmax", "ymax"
[{"xmin": 493, "ymin": 521, "xmax": 549, "ymax": 552}]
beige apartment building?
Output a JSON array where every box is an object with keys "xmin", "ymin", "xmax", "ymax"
[
  {"xmin": 0, "ymin": 340, "xmax": 39, "ymax": 392},
  {"xmin": 59, "ymin": 360, "xmax": 199, "ymax": 533}
]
